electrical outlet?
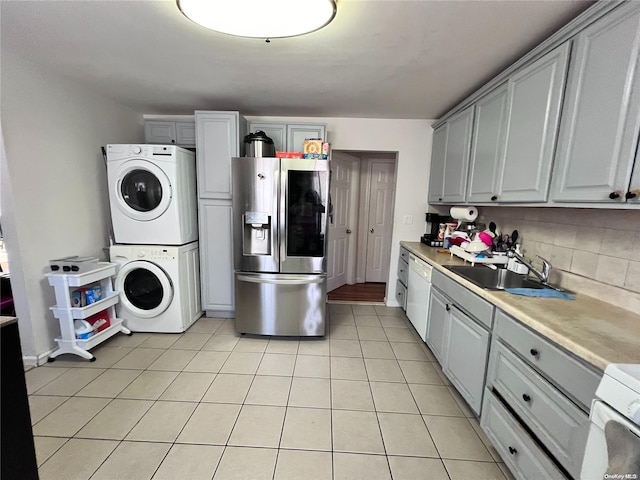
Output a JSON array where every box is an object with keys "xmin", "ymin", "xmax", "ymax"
[{"xmin": 402, "ymin": 215, "xmax": 413, "ymax": 224}]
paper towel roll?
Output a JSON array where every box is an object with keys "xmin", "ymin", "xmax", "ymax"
[{"xmin": 450, "ymin": 206, "xmax": 478, "ymax": 222}]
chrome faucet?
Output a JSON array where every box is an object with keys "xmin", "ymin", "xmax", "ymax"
[{"xmin": 507, "ymin": 250, "xmax": 552, "ymax": 284}]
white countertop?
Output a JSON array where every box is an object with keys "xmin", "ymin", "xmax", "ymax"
[{"xmin": 401, "ymin": 241, "xmax": 640, "ymax": 372}]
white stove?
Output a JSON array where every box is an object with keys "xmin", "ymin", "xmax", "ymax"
[{"xmin": 581, "ymin": 364, "xmax": 640, "ymax": 479}]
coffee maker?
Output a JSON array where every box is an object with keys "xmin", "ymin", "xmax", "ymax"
[{"xmin": 421, "ymin": 213, "xmax": 450, "ymax": 247}]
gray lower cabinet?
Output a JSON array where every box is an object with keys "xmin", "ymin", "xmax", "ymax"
[
  {"xmin": 484, "ymin": 309, "xmax": 601, "ymax": 479},
  {"xmin": 247, "ymin": 122, "xmax": 327, "ymax": 153},
  {"xmin": 481, "ymin": 390, "xmax": 567, "ymax": 480},
  {"xmin": 425, "ymin": 287, "xmax": 448, "ymax": 363},
  {"xmin": 444, "ymin": 304, "xmax": 490, "ymax": 414},
  {"xmin": 396, "ymin": 247, "xmax": 409, "ymax": 310},
  {"xmin": 199, "ymin": 200, "xmax": 234, "ymax": 316},
  {"xmin": 426, "ymin": 270, "xmax": 493, "ymax": 415},
  {"xmin": 551, "ymin": 3, "xmax": 640, "ymax": 204}
]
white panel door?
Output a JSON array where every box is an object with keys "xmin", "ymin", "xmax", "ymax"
[
  {"xmin": 327, "ymin": 154, "xmax": 355, "ymax": 292},
  {"xmin": 365, "ymin": 161, "xmax": 396, "ymax": 283}
]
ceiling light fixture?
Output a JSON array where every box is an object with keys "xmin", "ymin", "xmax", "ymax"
[{"xmin": 177, "ymin": 0, "xmax": 337, "ymax": 39}]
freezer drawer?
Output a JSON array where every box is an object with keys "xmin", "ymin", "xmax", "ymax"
[{"xmin": 235, "ymin": 272, "xmax": 327, "ymax": 336}]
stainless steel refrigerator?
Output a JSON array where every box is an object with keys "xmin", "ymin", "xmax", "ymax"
[{"xmin": 232, "ymin": 156, "xmax": 330, "ymax": 336}]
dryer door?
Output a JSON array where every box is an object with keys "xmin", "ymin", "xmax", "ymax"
[
  {"xmin": 115, "ymin": 261, "xmax": 174, "ymax": 318},
  {"xmin": 114, "ymin": 159, "xmax": 172, "ymax": 221}
]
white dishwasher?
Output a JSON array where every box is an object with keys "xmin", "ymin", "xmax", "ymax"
[{"xmin": 406, "ymin": 254, "xmax": 432, "ymax": 342}]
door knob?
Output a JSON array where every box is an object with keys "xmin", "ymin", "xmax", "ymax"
[
  {"xmin": 346, "ymin": 229, "xmax": 352, "ymax": 234},
  {"xmin": 609, "ymin": 191, "xmax": 621, "ymax": 200},
  {"xmin": 370, "ymin": 228, "xmax": 375, "ymax": 233}
]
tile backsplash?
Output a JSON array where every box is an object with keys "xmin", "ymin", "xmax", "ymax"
[{"xmin": 477, "ymin": 207, "xmax": 640, "ymax": 313}]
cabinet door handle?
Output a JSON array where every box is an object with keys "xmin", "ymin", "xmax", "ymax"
[
  {"xmin": 491, "ymin": 195, "xmax": 498, "ymax": 201},
  {"xmin": 346, "ymin": 229, "xmax": 352, "ymax": 234},
  {"xmin": 370, "ymin": 228, "xmax": 375, "ymax": 233},
  {"xmin": 522, "ymin": 393, "xmax": 531, "ymax": 402},
  {"xmin": 530, "ymin": 348, "xmax": 539, "ymax": 357},
  {"xmin": 609, "ymin": 191, "xmax": 621, "ymax": 200},
  {"xmin": 508, "ymin": 446, "xmax": 518, "ymax": 455},
  {"xmin": 626, "ymin": 191, "xmax": 639, "ymax": 200},
  {"xmin": 445, "ymin": 304, "xmax": 451, "ymax": 312}
]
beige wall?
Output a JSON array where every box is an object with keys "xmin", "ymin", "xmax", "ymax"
[
  {"xmin": 1, "ymin": 53, "xmax": 144, "ymax": 362},
  {"xmin": 478, "ymin": 206, "xmax": 640, "ymax": 312}
]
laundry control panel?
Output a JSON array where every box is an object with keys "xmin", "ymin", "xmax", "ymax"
[{"xmin": 135, "ymin": 248, "xmax": 176, "ymax": 261}]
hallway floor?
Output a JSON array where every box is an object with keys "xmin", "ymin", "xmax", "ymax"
[
  {"xmin": 26, "ymin": 304, "xmax": 513, "ymax": 480},
  {"xmin": 327, "ymin": 283, "xmax": 386, "ymax": 303}
]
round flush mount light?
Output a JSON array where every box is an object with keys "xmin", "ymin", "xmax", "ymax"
[{"xmin": 177, "ymin": 0, "xmax": 337, "ymax": 39}]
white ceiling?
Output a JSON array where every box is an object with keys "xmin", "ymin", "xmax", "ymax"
[{"xmin": 1, "ymin": 0, "xmax": 594, "ymax": 119}]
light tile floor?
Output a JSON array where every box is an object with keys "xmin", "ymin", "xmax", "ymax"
[{"xmin": 27, "ymin": 303, "xmax": 515, "ymax": 480}]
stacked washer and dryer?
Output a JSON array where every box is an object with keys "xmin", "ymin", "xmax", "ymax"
[{"xmin": 106, "ymin": 144, "xmax": 202, "ymax": 333}]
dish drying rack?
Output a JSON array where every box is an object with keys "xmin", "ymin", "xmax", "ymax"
[{"xmin": 449, "ymin": 245, "xmax": 509, "ymax": 266}]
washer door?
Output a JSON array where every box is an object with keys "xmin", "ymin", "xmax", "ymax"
[
  {"xmin": 116, "ymin": 261, "xmax": 173, "ymax": 318},
  {"xmin": 114, "ymin": 159, "xmax": 172, "ymax": 221}
]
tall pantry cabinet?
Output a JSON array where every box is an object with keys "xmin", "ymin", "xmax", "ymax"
[{"xmin": 195, "ymin": 111, "xmax": 246, "ymax": 317}]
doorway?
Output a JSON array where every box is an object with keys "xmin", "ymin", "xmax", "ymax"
[{"xmin": 327, "ymin": 151, "xmax": 397, "ymax": 304}]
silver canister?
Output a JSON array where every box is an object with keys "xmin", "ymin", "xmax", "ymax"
[{"xmin": 244, "ymin": 131, "xmax": 276, "ymax": 157}]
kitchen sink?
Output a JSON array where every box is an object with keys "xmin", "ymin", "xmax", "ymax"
[{"xmin": 444, "ymin": 265, "xmax": 547, "ymax": 291}]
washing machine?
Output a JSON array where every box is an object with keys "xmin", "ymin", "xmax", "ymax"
[
  {"xmin": 106, "ymin": 144, "xmax": 198, "ymax": 245},
  {"xmin": 110, "ymin": 242, "xmax": 202, "ymax": 333}
]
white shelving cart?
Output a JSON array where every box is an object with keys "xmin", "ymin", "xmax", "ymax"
[{"xmin": 45, "ymin": 262, "xmax": 131, "ymax": 362}]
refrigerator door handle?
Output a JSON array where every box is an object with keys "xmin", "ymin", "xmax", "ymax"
[{"xmin": 236, "ymin": 274, "xmax": 325, "ymax": 285}]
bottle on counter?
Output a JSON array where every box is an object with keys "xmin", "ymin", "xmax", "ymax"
[{"xmin": 443, "ymin": 225, "xmax": 452, "ymax": 249}]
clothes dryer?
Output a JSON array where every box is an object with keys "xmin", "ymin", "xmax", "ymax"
[
  {"xmin": 110, "ymin": 242, "xmax": 202, "ymax": 332},
  {"xmin": 106, "ymin": 144, "xmax": 197, "ymax": 245}
]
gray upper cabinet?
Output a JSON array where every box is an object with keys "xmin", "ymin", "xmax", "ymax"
[
  {"xmin": 195, "ymin": 111, "xmax": 244, "ymax": 199},
  {"xmin": 427, "ymin": 125, "xmax": 447, "ymax": 203},
  {"xmin": 498, "ymin": 43, "xmax": 570, "ymax": 202},
  {"xmin": 286, "ymin": 124, "xmax": 326, "ymax": 152},
  {"xmin": 442, "ymin": 107, "xmax": 474, "ymax": 203},
  {"xmin": 248, "ymin": 123, "xmax": 286, "ymax": 152},
  {"xmin": 467, "ymin": 84, "xmax": 509, "ymax": 203},
  {"xmin": 551, "ymin": 4, "xmax": 640, "ymax": 204},
  {"xmin": 247, "ymin": 122, "xmax": 326, "ymax": 154},
  {"xmin": 429, "ymin": 107, "xmax": 474, "ymax": 204},
  {"xmin": 145, "ymin": 120, "xmax": 196, "ymax": 147}
]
